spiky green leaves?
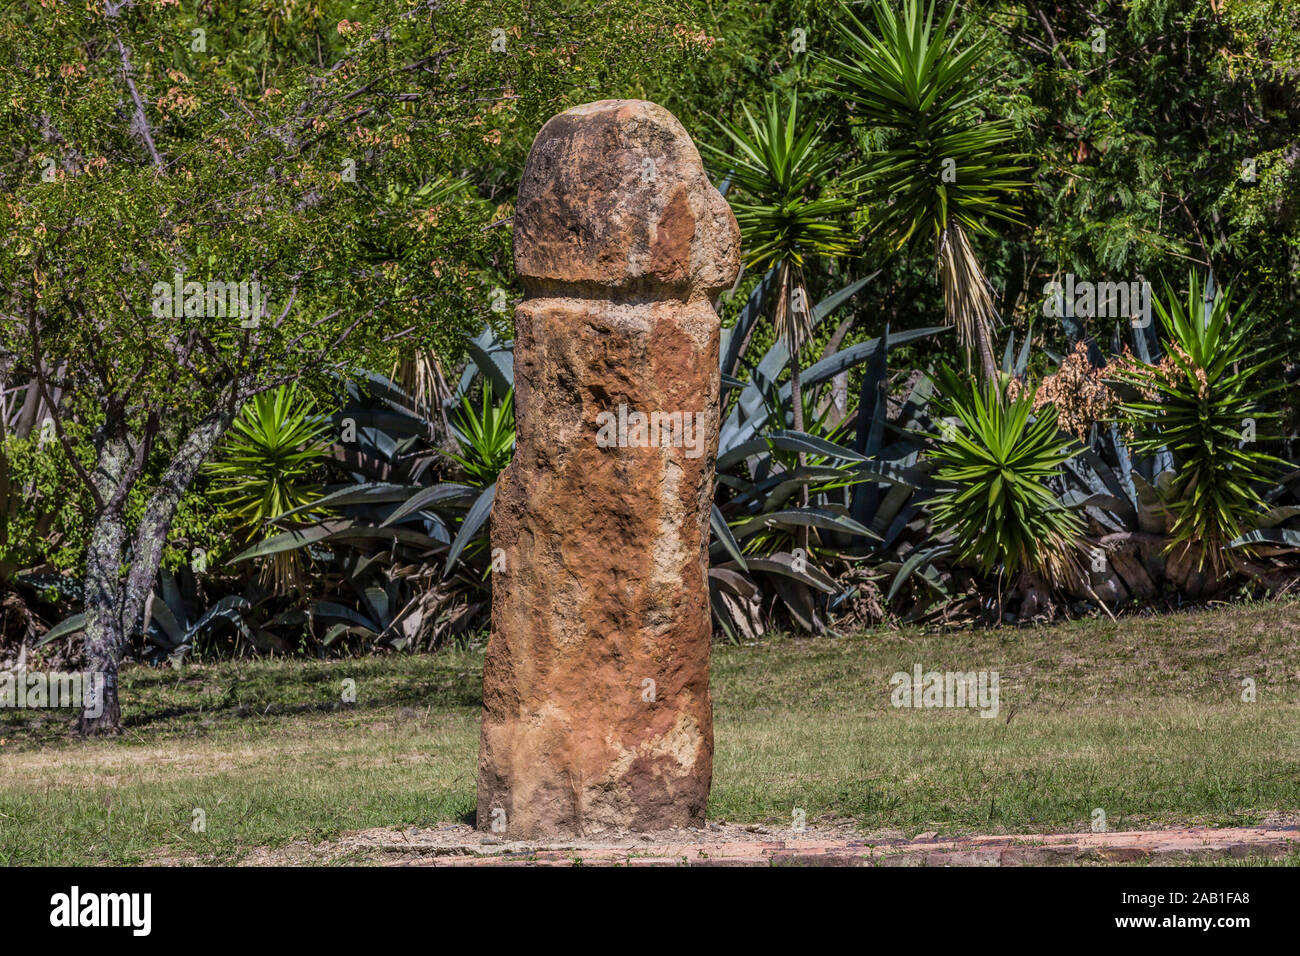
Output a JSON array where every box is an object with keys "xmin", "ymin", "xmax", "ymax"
[
  {"xmin": 704, "ymin": 89, "xmax": 857, "ymax": 450},
  {"xmin": 703, "ymin": 92, "xmax": 856, "ymax": 347},
  {"xmin": 205, "ymin": 386, "xmax": 332, "ymax": 541},
  {"xmin": 928, "ymin": 367, "xmax": 1084, "ymax": 582},
  {"xmin": 704, "ymin": 91, "xmax": 857, "ymax": 273},
  {"xmin": 1111, "ymin": 272, "xmax": 1287, "ymax": 573},
  {"xmin": 823, "ymin": 0, "xmax": 1026, "ymax": 245},
  {"xmin": 445, "ymin": 382, "xmax": 515, "ymax": 489},
  {"xmin": 822, "ymin": 0, "xmax": 1025, "ymax": 381}
]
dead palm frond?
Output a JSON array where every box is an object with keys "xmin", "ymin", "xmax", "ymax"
[{"xmin": 937, "ymin": 223, "xmax": 999, "ymax": 381}]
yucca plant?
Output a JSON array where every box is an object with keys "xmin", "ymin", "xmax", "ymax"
[
  {"xmin": 204, "ymin": 385, "xmax": 332, "ymax": 592},
  {"xmin": 703, "ymin": 91, "xmax": 856, "ymax": 441},
  {"xmin": 824, "ymin": 0, "xmax": 1026, "ymax": 382},
  {"xmin": 703, "ymin": 91, "xmax": 856, "ymax": 550},
  {"xmin": 445, "ymin": 381, "xmax": 515, "ymax": 489},
  {"xmin": 927, "ymin": 366, "xmax": 1084, "ymax": 586},
  {"xmin": 391, "ymin": 348, "xmax": 459, "ymax": 452},
  {"xmin": 1110, "ymin": 273, "xmax": 1287, "ymax": 579}
]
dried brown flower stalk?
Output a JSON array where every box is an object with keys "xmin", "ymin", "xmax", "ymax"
[{"xmin": 1010, "ymin": 342, "xmax": 1116, "ymax": 440}]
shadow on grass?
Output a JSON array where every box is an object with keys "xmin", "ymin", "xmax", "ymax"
[{"xmin": 0, "ymin": 661, "xmax": 484, "ymax": 747}]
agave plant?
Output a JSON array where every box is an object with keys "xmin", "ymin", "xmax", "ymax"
[
  {"xmin": 711, "ymin": 278, "xmax": 949, "ymax": 637},
  {"xmin": 1110, "ymin": 273, "xmax": 1288, "ymax": 581},
  {"xmin": 1006, "ymin": 297, "xmax": 1300, "ymax": 602},
  {"xmin": 712, "ymin": 381, "xmax": 875, "ymax": 636},
  {"xmin": 926, "ymin": 366, "xmax": 1085, "ymax": 591},
  {"xmin": 143, "ymin": 566, "xmax": 288, "ymax": 662},
  {"xmin": 225, "ymin": 350, "xmax": 513, "ymax": 650},
  {"xmin": 823, "ymin": 0, "xmax": 1026, "ymax": 382},
  {"xmin": 0, "ymin": 368, "xmax": 69, "ymax": 583},
  {"xmin": 0, "ymin": 376, "xmax": 13, "ymax": 580}
]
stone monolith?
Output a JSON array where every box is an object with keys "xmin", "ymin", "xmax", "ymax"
[{"xmin": 476, "ymin": 99, "xmax": 741, "ymax": 838}]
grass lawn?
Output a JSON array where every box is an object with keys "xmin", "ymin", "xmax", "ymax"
[{"xmin": 2, "ymin": 599, "xmax": 1299, "ymax": 865}]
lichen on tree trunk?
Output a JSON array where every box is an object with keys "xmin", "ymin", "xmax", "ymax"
[{"xmin": 73, "ymin": 405, "xmax": 238, "ymax": 736}]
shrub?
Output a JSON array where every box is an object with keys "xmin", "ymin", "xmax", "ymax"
[
  {"xmin": 927, "ymin": 366, "xmax": 1084, "ymax": 586},
  {"xmin": 204, "ymin": 386, "xmax": 332, "ymax": 592},
  {"xmin": 1110, "ymin": 273, "xmax": 1287, "ymax": 577}
]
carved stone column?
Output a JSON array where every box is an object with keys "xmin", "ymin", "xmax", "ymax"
[{"xmin": 476, "ymin": 99, "xmax": 740, "ymax": 838}]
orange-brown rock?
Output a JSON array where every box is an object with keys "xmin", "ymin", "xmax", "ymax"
[{"xmin": 476, "ymin": 100, "xmax": 740, "ymax": 838}]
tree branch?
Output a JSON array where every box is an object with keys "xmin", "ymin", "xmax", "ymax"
[
  {"xmin": 25, "ymin": 309, "xmax": 105, "ymax": 510},
  {"xmin": 103, "ymin": 6, "xmax": 164, "ymax": 169}
]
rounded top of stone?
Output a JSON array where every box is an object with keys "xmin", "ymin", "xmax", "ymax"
[{"xmin": 513, "ymin": 99, "xmax": 741, "ymax": 300}]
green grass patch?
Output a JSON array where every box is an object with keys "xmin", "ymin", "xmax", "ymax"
[{"xmin": 2, "ymin": 600, "xmax": 1299, "ymax": 864}]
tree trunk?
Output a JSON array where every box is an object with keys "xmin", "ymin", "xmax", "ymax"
[
  {"xmin": 975, "ymin": 324, "xmax": 998, "ymax": 386},
  {"xmin": 789, "ymin": 349, "xmax": 807, "ymax": 437},
  {"xmin": 76, "ymin": 432, "xmax": 132, "ymax": 736},
  {"xmin": 75, "ymin": 403, "xmax": 238, "ymax": 735},
  {"xmin": 788, "ymin": 273, "xmax": 811, "ymax": 555},
  {"xmin": 119, "ymin": 406, "xmax": 238, "ymax": 637},
  {"xmin": 789, "ymin": 357, "xmax": 812, "ymax": 554},
  {"xmin": 77, "ymin": 504, "xmax": 128, "ymax": 735}
]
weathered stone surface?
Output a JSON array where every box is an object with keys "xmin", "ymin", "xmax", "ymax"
[
  {"xmin": 476, "ymin": 99, "xmax": 740, "ymax": 838},
  {"xmin": 511, "ymin": 99, "xmax": 740, "ymax": 297}
]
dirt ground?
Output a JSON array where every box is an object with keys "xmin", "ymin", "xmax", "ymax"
[{"xmin": 149, "ymin": 813, "xmax": 1300, "ymax": 866}]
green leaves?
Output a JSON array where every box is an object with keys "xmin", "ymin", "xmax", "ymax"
[
  {"xmin": 1112, "ymin": 272, "xmax": 1287, "ymax": 573},
  {"xmin": 823, "ymin": 0, "xmax": 1026, "ymax": 244},
  {"xmin": 703, "ymin": 91, "xmax": 856, "ymax": 274},
  {"xmin": 704, "ymin": 90, "xmax": 859, "ymax": 357},
  {"xmin": 821, "ymin": 0, "xmax": 1026, "ymax": 380},
  {"xmin": 443, "ymin": 482, "xmax": 496, "ymax": 578},
  {"xmin": 927, "ymin": 366, "xmax": 1084, "ymax": 582},
  {"xmin": 204, "ymin": 386, "xmax": 332, "ymax": 542},
  {"xmin": 444, "ymin": 382, "xmax": 515, "ymax": 489}
]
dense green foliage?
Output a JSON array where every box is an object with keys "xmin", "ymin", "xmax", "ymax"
[
  {"xmin": 446, "ymin": 384, "xmax": 515, "ymax": 490},
  {"xmin": 5, "ymin": 0, "xmax": 1300, "ymax": 679},
  {"xmin": 206, "ymin": 387, "xmax": 332, "ymax": 541},
  {"xmin": 823, "ymin": 0, "xmax": 1026, "ymax": 379}
]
